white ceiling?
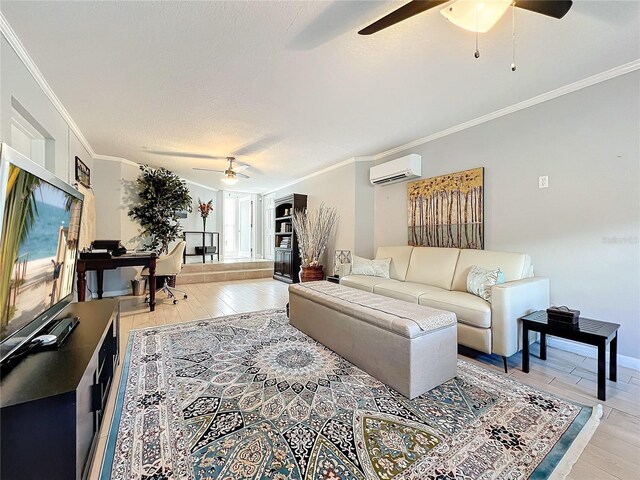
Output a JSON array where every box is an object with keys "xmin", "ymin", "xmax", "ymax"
[{"xmin": 2, "ymin": 1, "xmax": 639, "ymax": 192}]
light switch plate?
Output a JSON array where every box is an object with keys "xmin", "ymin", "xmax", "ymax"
[{"xmin": 538, "ymin": 176, "xmax": 549, "ymax": 189}]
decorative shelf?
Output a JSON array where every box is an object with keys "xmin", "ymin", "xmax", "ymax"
[{"xmin": 273, "ymin": 194, "xmax": 307, "ymax": 284}]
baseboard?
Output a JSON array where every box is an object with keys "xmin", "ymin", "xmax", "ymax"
[
  {"xmin": 91, "ymin": 289, "xmax": 130, "ymax": 299},
  {"xmin": 547, "ymin": 337, "xmax": 640, "ymax": 372}
]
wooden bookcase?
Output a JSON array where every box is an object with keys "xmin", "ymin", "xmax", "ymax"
[
  {"xmin": 273, "ymin": 193, "xmax": 307, "ymax": 283},
  {"xmin": 0, "ymin": 299, "xmax": 120, "ymax": 480}
]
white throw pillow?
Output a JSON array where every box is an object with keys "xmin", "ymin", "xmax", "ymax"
[
  {"xmin": 466, "ymin": 265, "xmax": 505, "ymax": 303},
  {"xmin": 351, "ymin": 255, "xmax": 391, "ymax": 278}
]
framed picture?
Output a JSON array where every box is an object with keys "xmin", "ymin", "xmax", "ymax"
[
  {"xmin": 75, "ymin": 156, "xmax": 91, "ymax": 188},
  {"xmin": 407, "ymin": 167, "xmax": 484, "ymax": 249}
]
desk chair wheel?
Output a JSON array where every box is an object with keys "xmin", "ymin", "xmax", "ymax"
[
  {"xmin": 184, "ymin": 294, "xmax": 188, "ymax": 299},
  {"xmin": 173, "ymin": 299, "xmax": 178, "ymax": 305}
]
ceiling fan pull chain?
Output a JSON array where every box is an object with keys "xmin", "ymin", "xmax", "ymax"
[
  {"xmin": 474, "ymin": 6, "xmax": 480, "ymax": 59},
  {"xmin": 511, "ymin": 1, "xmax": 517, "ymax": 71}
]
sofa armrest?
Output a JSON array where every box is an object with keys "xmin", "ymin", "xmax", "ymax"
[{"xmin": 491, "ymin": 277, "xmax": 550, "ymax": 357}]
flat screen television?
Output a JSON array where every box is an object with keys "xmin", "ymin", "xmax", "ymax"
[{"xmin": 0, "ymin": 143, "xmax": 84, "ymax": 364}]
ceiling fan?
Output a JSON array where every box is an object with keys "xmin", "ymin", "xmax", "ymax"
[
  {"xmin": 193, "ymin": 157, "xmax": 249, "ymax": 185},
  {"xmin": 358, "ymin": 0, "xmax": 573, "ymax": 35}
]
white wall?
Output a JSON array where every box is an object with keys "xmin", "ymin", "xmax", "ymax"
[
  {"xmin": 270, "ymin": 161, "xmax": 376, "ymax": 273},
  {"xmin": 354, "ymin": 161, "xmax": 375, "ymax": 259},
  {"xmin": 0, "ymin": 35, "xmax": 93, "ymax": 183},
  {"xmin": 179, "ymin": 185, "xmax": 220, "ymax": 234},
  {"xmin": 374, "ymin": 71, "xmax": 640, "ymax": 360},
  {"xmin": 91, "ymin": 158, "xmax": 222, "ymax": 292},
  {"xmin": 1, "ymin": 32, "xmax": 95, "ymax": 300},
  {"xmin": 178, "ymin": 185, "xmax": 222, "ymax": 258}
]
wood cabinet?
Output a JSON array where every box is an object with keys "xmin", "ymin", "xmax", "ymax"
[
  {"xmin": 273, "ymin": 193, "xmax": 307, "ymax": 283},
  {"xmin": 275, "ymin": 249, "xmax": 293, "ymax": 280},
  {"xmin": 0, "ymin": 299, "xmax": 120, "ymax": 480}
]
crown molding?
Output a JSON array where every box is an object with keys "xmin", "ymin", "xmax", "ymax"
[
  {"xmin": 0, "ymin": 13, "xmax": 96, "ymax": 157},
  {"xmin": 93, "ymin": 154, "xmax": 218, "ymax": 192},
  {"xmin": 372, "ymin": 59, "xmax": 640, "ymax": 161},
  {"xmin": 263, "ymin": 156, "xmax": 375, "ymax": 195},
  {"xmin": 93, "ymin": 154, "xmax": 139, "ymax": 167},
  {"xmin": 184, "ymin": 179, "xmax": 219, "ymax": 192},
  {"xmin": 264, "ymin": 60, "xmax": 639, "ymax": 194}
]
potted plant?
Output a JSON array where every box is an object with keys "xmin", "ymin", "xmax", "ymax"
[
  {"xmin": 292, "ymin": 203, "xmax": 338, "ymax": 282},
  {"xmin": 128, "ymin": 165, "xmax": 192, "ymax": 254},
  {"xmin": 197, "ymin": 198, "xmax": 214, "ymax": 231}
]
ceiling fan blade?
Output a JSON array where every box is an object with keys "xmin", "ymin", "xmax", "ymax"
[
  {"xmin": 358, "ymin": 0, "xmax": 449, "ymax": 35},
  {"xmin": 234, "ymin": 164, "xmax": 250, "ymax": 172},
  {"xmin": 236, "ymin": 173, "xmax": 250, "ymax": 179},
  {"xmin": 192, "ymin": 168, "xmax": 225, "ymax": 173},
  {"xmin": 232, "ymin": 134, "xmax": 282, "ymax": 156},
  {"xmin": 146, "ymin": 149, "xmax": 226, "ymax": 160},
  {"xmin": 515, "ymin": 0, "xmax": 572, "ymax": 19}
]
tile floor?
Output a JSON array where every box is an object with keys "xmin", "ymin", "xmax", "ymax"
[{"xmin": 89, "ymin": 279, "xmax": 640, "ymax": 480}]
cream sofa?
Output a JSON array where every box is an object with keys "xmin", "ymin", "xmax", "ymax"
[{"xmin": 340, "ymin": 246, "xmax": 549, "ymax": 366}]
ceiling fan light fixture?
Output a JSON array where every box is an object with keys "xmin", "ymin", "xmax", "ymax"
[
  {"xmin": 441, "ymin": 0, "xmax": 511, "ymax": 33},
  {"xmin": 221, "ymin": 174, "xmax": 239, "ymax": 186}
]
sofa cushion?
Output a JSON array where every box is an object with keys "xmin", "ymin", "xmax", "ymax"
[
  {"xmin": 374, "ymin": 282, "xmax": 447, "ymax": 304},
  {"xmin": 419, "ymin": 290, "xmax": 491, "ymax": 328},
  {"xmin": 375, "ymin": 246, "xmax": 414, "ymax": 281},
  {"xmin": 340, "ymin": 275, "xmax": 400, "ymax": 293},
  {"xmin": 466, "ymin": 265, "xmax": 505, "ymax": 303},
  {"xmin": 351, "ymin": 255, "xmax": 391, "ymax": 278},
  {"xmin": 451, "ymin": 249, "xmax": 532, "ymax": 292},
  {"xmin": 404, "ymin": 247, "xmax": 461, "ymax": 290}
]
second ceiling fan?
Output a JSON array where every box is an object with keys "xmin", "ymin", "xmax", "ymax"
[{"xmin": 194, "ymin": 157, "xmax": 249, "ymax": 185}]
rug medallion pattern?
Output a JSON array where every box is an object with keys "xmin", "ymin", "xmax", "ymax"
[{"xmin": 104, "ymin": 309, "xmax": 592, "ymax": 479}]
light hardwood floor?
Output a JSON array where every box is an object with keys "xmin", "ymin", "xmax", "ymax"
[{"xmin": 90, "ymin": 278, "xmax": 640, "ymax": 479}]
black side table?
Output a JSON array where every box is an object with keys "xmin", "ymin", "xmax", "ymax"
[{"xmin": 520, "ymin": 310, "xmax": 620, "ymax": 401}]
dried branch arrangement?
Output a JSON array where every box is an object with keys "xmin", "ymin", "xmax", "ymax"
[{"xmin": 292, "ymin": 203, "xmax": 338, "ymax": 267}]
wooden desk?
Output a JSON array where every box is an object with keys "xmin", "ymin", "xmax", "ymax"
[{"xmin": 76, "ymin": 253, "xmax": 157, "ymax": 311}]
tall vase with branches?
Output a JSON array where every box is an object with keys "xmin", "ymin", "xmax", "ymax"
[
  {"xmin": 128, "ymin": 165, "xmax": 192, "ymax": 254},
  {"xmin": 198, "ymin": 198, "xmax": 213, "ymax": 231},
  {"xmin": 292, "ymin": 203, "xmax": 338, "ymax": 282}
]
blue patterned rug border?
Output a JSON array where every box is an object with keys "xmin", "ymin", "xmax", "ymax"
[
  {"xmin": 531, "ymin": 403, "xmax": 602, "ymax": 479},
  {"xmin": 99, "ymin": 330, "xmax": 135, "ymax": 480}
]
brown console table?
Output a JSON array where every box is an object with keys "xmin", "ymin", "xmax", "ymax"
[{"xmin": 76, "ymin": 253, "xmax": 157, "ymax": 311}]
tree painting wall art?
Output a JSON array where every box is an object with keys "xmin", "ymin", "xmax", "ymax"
[{"xmin": 407, "ymin": 167, "xmax": 484, "ymax": 249}]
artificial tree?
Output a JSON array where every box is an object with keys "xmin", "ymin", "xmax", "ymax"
[{"xmin": 128, "ymin": 165, "xmax": 192, "ymax": 254}]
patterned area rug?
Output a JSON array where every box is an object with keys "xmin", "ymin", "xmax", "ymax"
[{"xmin": 101, "ymin": 309, "xmax": 600, "ymax": 480}]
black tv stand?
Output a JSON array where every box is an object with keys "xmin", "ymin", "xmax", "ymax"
[{"xmin": 0, "ymin": 299, "xmax": 120, "ymax": 480}]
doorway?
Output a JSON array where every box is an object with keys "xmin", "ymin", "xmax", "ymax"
[{"xmin": 223, "ymin": 192, "xmax": 254, "ymax": 258}]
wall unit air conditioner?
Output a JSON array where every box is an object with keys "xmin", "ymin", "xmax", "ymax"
[{"xmin": 369, "ymin": 154, "xmax": 422, "ymax": 186}]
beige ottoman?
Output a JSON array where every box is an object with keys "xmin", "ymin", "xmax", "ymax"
[{"xmin": 288, "ymin": 281, "xmax": 457, "ymax": 399}]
